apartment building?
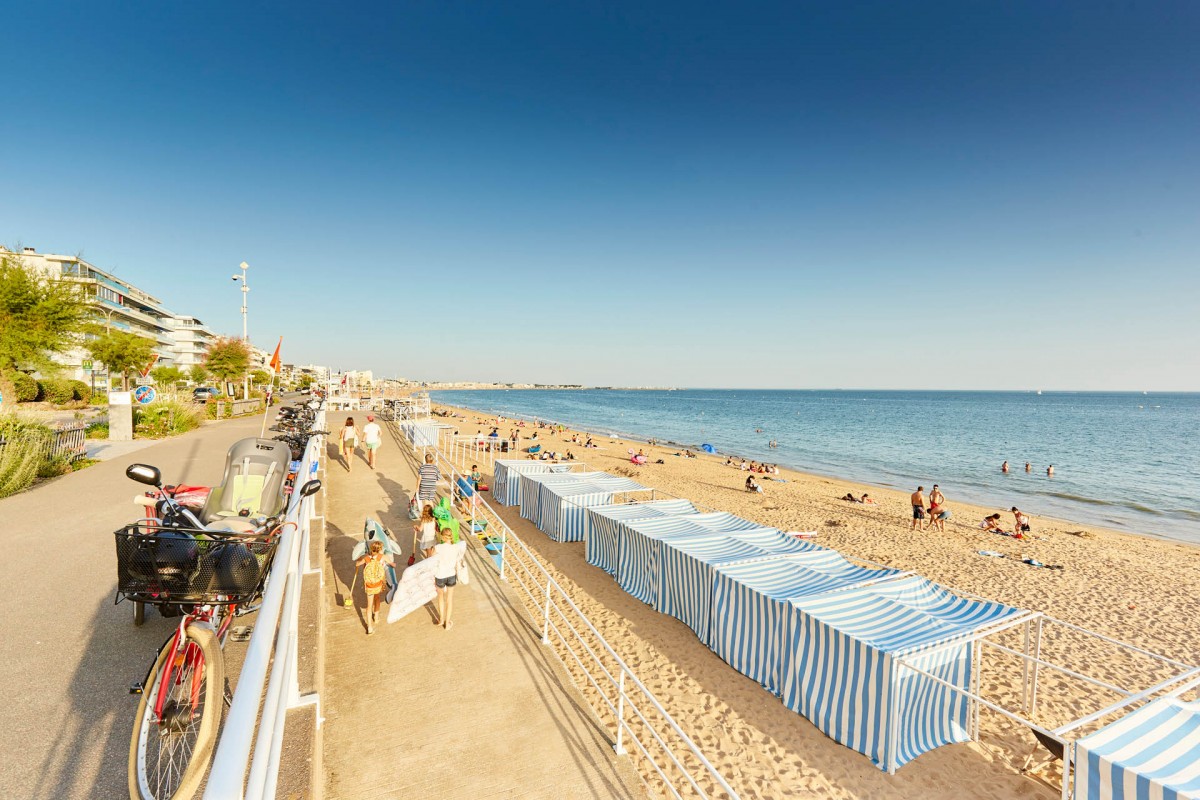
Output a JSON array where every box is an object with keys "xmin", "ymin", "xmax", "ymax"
[{"xmin": 3, "ymin": 246, "xmax": 241, "ymax": 385}]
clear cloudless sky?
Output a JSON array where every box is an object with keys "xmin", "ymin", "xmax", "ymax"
[{"xmin": 2, "ymin": 1, "xmax": 1198, "ymax": 390}]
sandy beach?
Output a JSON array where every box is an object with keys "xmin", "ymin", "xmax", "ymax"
[{"xmin": 431, "ymin": 399, "xmax": 1200, "ymax": 799}]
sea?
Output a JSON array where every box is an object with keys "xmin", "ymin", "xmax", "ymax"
[{"xmin": 430, "ymin": 389, "xmax": 1200, "ymax": 545}]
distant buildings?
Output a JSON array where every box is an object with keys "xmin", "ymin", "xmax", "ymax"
[{"xmin": 7, "ymin": 246, "xmax": 234, "ymax": 385}]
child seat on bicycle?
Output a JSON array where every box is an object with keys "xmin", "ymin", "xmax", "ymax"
[{"xmin": 200, "ymin": 437, "xmax": 290, "ymax": 527}]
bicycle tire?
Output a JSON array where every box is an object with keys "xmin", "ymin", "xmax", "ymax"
[
  {"xmin": 128, "ymin": 624, "xmax": 224, "ymax": 800},
  {"xmin": 133, "ymin": 601, "xmax": 145, "ymax": 627}
]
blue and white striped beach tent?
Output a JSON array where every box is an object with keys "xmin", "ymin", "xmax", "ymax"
[
  {"xmin": 616, "ymin": 517, "xmax": 723, "ymax": 606},
  {"xmin": 491, "ymin": 460, "xmax": 578, "ymax": 507},
  {"xmin": 781, "ymin": 575, "xmax": 1024, "ymax": 771},
  {"xmin": 709, "ymin": 552, "xmax": 908, "ymax": 696},
  {"xmin": 517, "ymin": 471, "xmax": 607, "ymax": 525},
  {"xmin": 1072, "ymin": 695, "xmax": 1200, "ymax": 800},
  {"xmin": 584, "ymin": 500, "xmax": 698, "ymax": 575},
  {"xmin": 686, "ymin": 511, "xmax": 776, "ymax": 533},
  {"xmin": 653, "ymin": 535, "xmax": 786, "ymax": 643},
  {"xmin": 536, "ymin": 476, "xmax": 650, "ymax": 542}
]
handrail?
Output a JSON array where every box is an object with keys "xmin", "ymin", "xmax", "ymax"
[
  {"xmin": 205, "ymin": 407, "xmax": 325, "ymax": 800},
  {"xmin": 391, "ymin": 418, "xmax": 739, "ymax": 799}
]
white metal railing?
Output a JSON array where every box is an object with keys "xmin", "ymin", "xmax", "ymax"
[
  {"xmin": 392, "ymin": 420, "xmax": 739, "ymax": 799},
  {"xmin": 205, "ymin": 407, "xmax": 326, "ymax": 800}
]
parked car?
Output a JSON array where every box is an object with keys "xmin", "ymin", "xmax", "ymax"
[{"xmin": 192, "ymin": 386, "xmax": 221, "ymax": 402}]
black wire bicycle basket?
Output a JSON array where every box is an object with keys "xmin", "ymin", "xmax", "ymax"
[{"xmin": 114, "ymin": 521, "xmax": 280, "ymax": 606}]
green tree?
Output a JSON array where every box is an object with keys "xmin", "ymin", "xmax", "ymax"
[
  {"xmin": 250, "ymin": 369, "xmax": 271, "ymax": 386},
  {"xmin": 204, "ymin": 338, "xmax": 250, "ymax": 396},
  {"xmin": 189, "ymin": 364, "xmax": 209, "ymax": 384},
  {"xmin": 0, "ymin": 252, "xmax": 89, "ymax": 374},
  {"xmin": 86, "ymin": 330, "xmax": 155, "ymax": 391},
  {"xmin": 297, "ymin": 373, "xmax": 314, "ymax": 389},
  {"xmin": 150, "ymin": 364, "xmax": 185, "ymax": 388}
]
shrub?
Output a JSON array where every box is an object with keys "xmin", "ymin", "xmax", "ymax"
[
  {"xmin": 37, "ymin": 454, "xmax": 72, "ymax": 479},
  {"xmin": 68, "ymin": 380, "xmax": 92, "ymax": 403},
  {"xmin": 134, "ymin": 398, "xmax": 204, "ymax": 438},
  {"xmin": 38, "ymin": 378, "xmax": 75, "ymax": 405},
  {"xmin": 8, "ymin": 372, "xmax": 38, "ymax": 402},
  {"xmin": 85, "ymin": 420, "xmax": 109, "ymax": 439},
  {"xmin": 206, "ymin": 398, "xmax": 219, "ymax": 419},
  {"xmin": 0, "ymin": 416, "xmax": 54, "ymax": 498}
]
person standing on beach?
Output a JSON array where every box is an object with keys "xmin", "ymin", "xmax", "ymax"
[
  {"xmin": 417, "ymin": 452, "xmax": 440, "ymax": 506},
  {"xmin": 361, "ymin": 414, "xmax": 382, "ymax": 470},
  {"xmin": 928, "ymin": 485, "xmax": 950, "ymax": 532},
  {"xmin": 911, "ymin": 487, "xmax": 927, "ymax": 531}
]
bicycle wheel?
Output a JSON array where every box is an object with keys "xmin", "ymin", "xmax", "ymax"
[{"xmin": 128, "ymin": 625, "xmax": 224, "ymax": 800}]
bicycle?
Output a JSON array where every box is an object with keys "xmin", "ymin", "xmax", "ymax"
[{"xmin": 117, "ymin": 464, "xmax": 322, "ymax": 800}]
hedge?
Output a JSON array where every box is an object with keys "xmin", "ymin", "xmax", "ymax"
[
  {"xmin": 8, "ymin": 372, "xmax": 39, "ymax": 403},
  {"xmin": 38, "ymin": 379, "xmax": 75, "ymax": 405},
  {"xmin": 69, "ymin": 379, "xmax": 92, "ymax": 403}
]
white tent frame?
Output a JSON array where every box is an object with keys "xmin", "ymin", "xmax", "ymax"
[{"xmin": 893, "ymin": 612, "xmax": 1200, "ymax": 793}]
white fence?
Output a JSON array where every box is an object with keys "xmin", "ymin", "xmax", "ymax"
[
  {"xmin": 396, "ymin": 422, "xmax": 740, "ymax": 800},
  {"xmin": 204, "ymin": 408, "xmax": 326, "ymax": 800}
]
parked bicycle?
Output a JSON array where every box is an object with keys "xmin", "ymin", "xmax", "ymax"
[{"xmin": 117, "ymin": 462, "xmax": 322, "ymax": 800}]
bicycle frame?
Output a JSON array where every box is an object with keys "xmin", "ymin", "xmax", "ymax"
[{"xmin": 149, "ymin": 604, "xmax": 235, "ymax": 722}]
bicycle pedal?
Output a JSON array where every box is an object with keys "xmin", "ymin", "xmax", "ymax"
[
  {"xmin": 129, "ymin": 682, "xmax": 144, "ymax": 695},
  {"xmin": 230, "ymin": 625, "xmax": 253, "ymax": 642}
]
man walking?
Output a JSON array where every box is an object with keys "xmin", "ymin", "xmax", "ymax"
[
  {"xmin": 910, "ymin": 486, "xmax": 927, "ymax": 531},
  {"xmin": 417, "ymin": 452, "xmax": 441, "ymax": 506},
  {"xmin": 362, "ymin": 414, "xmax": 382, "ymax": 470}
]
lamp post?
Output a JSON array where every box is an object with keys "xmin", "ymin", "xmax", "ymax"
[{"xmin": 232, "ymin": 262, "xmax": 249, "ymax": 399}]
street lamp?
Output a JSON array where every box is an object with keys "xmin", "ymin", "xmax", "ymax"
[{"xmin": 232, "ymin": 262, "xmax": 249, "ymax": 398}]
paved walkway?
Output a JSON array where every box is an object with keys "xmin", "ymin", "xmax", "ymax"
[
  {"xmin": 320, "ymin": 416, "xmax": 646, "ymax": 799},
  {"xmin": 0, "ymin": 413, "xmax": 270, "ymax": 799}
]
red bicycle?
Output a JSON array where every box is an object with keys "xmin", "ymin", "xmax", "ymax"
[{"xmin": 117, "ymin": 464, "xmax": 322, "ymax": 800}]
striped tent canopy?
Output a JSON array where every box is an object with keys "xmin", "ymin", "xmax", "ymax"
[
  {"xmin": 781, "ymin": 575, "xmax": 1024, "ymax": 771},
  {"xmin": 491, "ymin": 459, "xmax": 579, "ymax": 507},
  {"xmin": 517, "ymin": 471, "xmax": 608, "ymax": 524},
  {"xmin": 536, "ymin": 476, "xmax": 649, "ymax": 543},
  {"xmin": 709, "ymin": 552, "xmax": 908, "ymax": 696},
  {"xmin": 1073, "ymin": 695, "xmax": 1200, "ymax": 800},
  {"xmin": 584, "ymin": 500, "xmax": 698, "ymax": 575},
  {"xmin": 653, "ymin": 536, "xmax": 787, "ymax": 643},
  {"xmin": 686, "ymin": 511, "xmax": 775, "ymax": 533},
  {"xmin": 615, "ymin": 517, "xmax": 726, "ymax": 606}
]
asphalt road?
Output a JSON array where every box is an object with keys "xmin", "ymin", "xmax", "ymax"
[{"xmin": 0, "ymin": 412, "xmax": 272, "ymax": 799}]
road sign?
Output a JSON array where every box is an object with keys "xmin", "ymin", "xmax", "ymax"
[
  {"xmin": 133, "ymin": 386, "xmax": 156, "ymax": 405},
  {"xmin": 82, "ymin": 360, "xmax": 93, "ymax": 371}
]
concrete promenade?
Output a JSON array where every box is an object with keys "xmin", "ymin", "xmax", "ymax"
[
  {"xmin": 320, "ymin": 415, "xmax": 646, "ymax": 799},
  {"xmin": 0, "ymin": 412, "xmax": 269, "ymax": 799}
]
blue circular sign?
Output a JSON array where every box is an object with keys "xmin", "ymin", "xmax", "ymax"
[{"xmin": 134, "ymin": 386, "xmax": 157, "ymax": 405}]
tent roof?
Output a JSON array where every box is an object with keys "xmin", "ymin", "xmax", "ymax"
[
  {"xmin": 789, "ymin": 575, "xmax": 1024, "ymax": 656},
  {"xmin": 587, "ymin": 499, "xmax": 697, "ymax": 522},
  {"xmin": 714, "ymin": 551, "xmax": 905, "ymax": 601}
]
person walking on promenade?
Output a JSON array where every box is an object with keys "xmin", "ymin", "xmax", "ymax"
[
  {"xmin": 413, "ymin": 504, "xmax": 437, "ymax": 559},
  {"xmin": 417, "ymin": 452, "xmax": 441, "ymax": 505},
  {"xmin": 432, "ymin": 527, "xmax": 465, "ymax": 630},
  {"xmin": 361, "ymin": 414, "xmax": 382, "ymax": 470},
  {"xmin": 927, "ymin": 485, "xmax": 950, "ymax": 532},
  {"xmin": 911, "ymin": 486, "xmax": 927, "ymax": 531},
  {"xmin": 355, "ymin": 539, "xmax": 393, "ymax": 635},
  {"xmin": 340, "ymin": 416, "xmax": 360, "ymax": 473}
]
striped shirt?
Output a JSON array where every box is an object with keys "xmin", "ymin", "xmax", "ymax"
[{"xmin": 417, "ymin": 464, "xmax": 440, "ymax": 500}]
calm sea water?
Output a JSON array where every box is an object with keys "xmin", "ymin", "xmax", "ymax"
[{"xmin": 431, "ymin": 389, "xmax": 1200, "ymax": 544}]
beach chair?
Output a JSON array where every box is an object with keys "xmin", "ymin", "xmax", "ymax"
[{"xmin": 201, "ymin": 437, "xmax": 291, "ymax": 525}]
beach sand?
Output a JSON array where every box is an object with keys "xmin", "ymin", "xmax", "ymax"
[{"xmin": 432, "ymin": 400, "xmax": 1200, "ymax": 799}]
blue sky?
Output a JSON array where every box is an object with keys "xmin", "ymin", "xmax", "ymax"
[{"xmin": 3, "ymin": 1, "xmax": 1198, "ymax": 390}]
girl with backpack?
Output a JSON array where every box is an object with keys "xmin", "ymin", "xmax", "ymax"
[{"xmin": 355, "ymin": 540, "xmax": 393, "ymax": 635}]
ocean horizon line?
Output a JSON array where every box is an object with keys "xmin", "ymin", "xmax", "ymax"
[{"xmin": 433, "ymin": 386, "xmax": 1200, "ymax": 395}]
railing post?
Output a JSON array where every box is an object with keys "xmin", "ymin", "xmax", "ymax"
[
  {"xmin": 499, "ymin": 522, "xmax": 507, "ymax": 581},
  {"xmin": 614, "ymin": 670, "xmax": 628, "ymax": 755},
  {"xmin": 541, "ymin": 576, "xmax": 552, "ymax": 644}
]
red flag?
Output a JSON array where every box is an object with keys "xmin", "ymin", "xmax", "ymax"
[{"xmin": 268, "ymin": 337, "xmax": 282, "ymax": 373}]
